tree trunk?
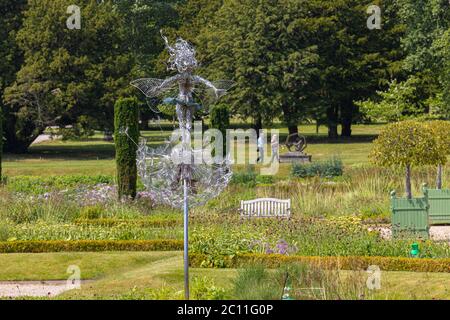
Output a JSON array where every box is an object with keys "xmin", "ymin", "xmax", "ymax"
[
  {"xmin": 341, "ymin": 103, "xmax": 353, "ymax": 137},
  {"xmin": 341, "ymin": 121, "xmax": 352, "ymax": 137},
  {"xmin": 437, "ymin": 164, "xmax": 443, "ymax": 190},
  {"xmin": 254, "ymin": 117, "xmax": 262, "ymax": 138},
  {"xmin": 405, "ymin": 165, "xmax": 412, "ymax": 199},
  {"xmin": 3, "ymin": 113, "xmax": 42, "ymax": 153},
  {"xmin": 327, "ymin": 106, "xmax": 338, "ymax": 140},
  {"xmin": 288, "ymin": 125, "xmax": 298, "ymax": 135}
]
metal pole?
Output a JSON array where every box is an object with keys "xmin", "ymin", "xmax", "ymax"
[{"xmin": 183, "ymin": 178, "xmax": 189, "ymax": 300}]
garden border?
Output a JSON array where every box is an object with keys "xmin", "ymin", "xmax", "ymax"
[
  {"xmin": 0, "ymin": 240, "xmax": 183, "ymax": 253},
  {"xmin": 189, "ymin": 253, "xmax": 450, "ymax": 273}
]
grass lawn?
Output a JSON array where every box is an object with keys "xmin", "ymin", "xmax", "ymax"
[
  {"xmin": 0, "ymin": 252, "xmax": 449, "ymax": 300},
  {"xmin": 2, "ymin": 124, "xmax": 384, "ymax": 176}
]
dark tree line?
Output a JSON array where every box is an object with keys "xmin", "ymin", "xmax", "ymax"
[{"xmin": 0, "ymin": 0, "xmax": 448, "ymax": 153}]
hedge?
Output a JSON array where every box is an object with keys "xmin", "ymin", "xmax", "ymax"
[
  {"xmin": 189, "ymin": 253, "xmax": 450, "ymax": 273},
  {"xmin": 0, "ymin": 240, "xmax": 183, "ymax": 253},
  {"xmin": 73, "ymin": 218, "xmax": 182, "ymax": 228}
]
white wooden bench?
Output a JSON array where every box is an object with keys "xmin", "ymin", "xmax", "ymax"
[{"xmin": 240, "ymin": 198, "xmax": 291, "ymax": 219}]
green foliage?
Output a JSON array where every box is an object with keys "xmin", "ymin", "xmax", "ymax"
[
  {"xmin": 114, "ymin": 97, "xmax": 139, "ymax": 199},
  {"xmin": 232, "ymin": 263, "xmax": 370, "ymax": 300},
  {"xmin": 0, "ymin": 224, "xmax": 9, "ymax": 242},
  {"xmin": 190, "ymin": 0, "xmax": 404, "ymax": 137},
  {"xmin": 79, "ymin": 205, "xmax": 105, "ymax": 220},
  {"xmin": 210, "ymin": 104, "xmax": 230, "ymax": 133},
  {"xmin": 426, "ymin": 120, "xmax": 450, "ymax": 163},
  {"xmin": 190, "ymin": 218, "xmax": 450, "ymax": 260},
  {"xmin": 230, "ymin": 167, "xmax": 257, "ymax": 187},
  {"xmin": 0, "ymin": 0, "xmax": 26, "ymax": 152},
  {"xmin": 191, "ymin": 276, "xmax": 227, "ymax": 300},
  {"xmin": 0, "ymin": 105, "xmax": 2, "ymax": 181},
  {"xmin": 233, "ymin": 265, "xmax": 281, "ymax": 300},
  {"xmin": 74, "ymin": 217, "xmax": 182, "ymax": 228},
  {"xmin": 5, "ymin": 175, "xmax": 113, "ymax": 194},
  {"xmin": 357, "ymin": 78, "xmax": 430, "ymax": 122},
  {"xmin": 291, "ymin": 158, "xmax": 343, "ymax": 178},
  {"xmin": 0, "ymin": 240, "xmax": 183, "ymax": 253},
  {"xmin": 2, "ymin": 222, "xmax": 183, "ymax": 241},
  {"xmin": 191, "ymin": 253, "xmax": 450, "ymax": 273},
  {"xmin": 210, "ymin": 104, "xmax": 229, "ymax": 155},
  {"xmin": 58, "ymin": 116, "xmax": 96, "ymax": 141},
  {"xmin": 121, "ymin": 276, "xmax": 226, "ymax": 300},
  {"xmin": 370, "ymin": 120, "xmax": 445, "ymax": 168},
  {"xmin": 3, "ymin": 0, "xmax": 135, "ymax": 152}
]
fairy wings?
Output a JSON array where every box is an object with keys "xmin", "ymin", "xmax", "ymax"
[{"xmin": 130, "ymin": 76, "xmax": 235, "ymax": 111}]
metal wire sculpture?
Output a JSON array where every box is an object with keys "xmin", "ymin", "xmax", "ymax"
[{"xmin": 131, "ymin": 31, "xmax": 234, "ymax": 299}]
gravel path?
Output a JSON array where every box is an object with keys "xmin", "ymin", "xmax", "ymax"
[
  {"xmin": 0, "ymin": 280, "xmax": 87, "ymax": 298},
  {"xmin": 368, "ymin": 226, "xmax": 450, "ymax": 242},
  {"xmin": 31, "ymin": 134, "xmax": 61, "ymax": 145}
]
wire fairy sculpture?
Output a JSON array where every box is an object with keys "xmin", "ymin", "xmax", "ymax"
[
  {"xmin": 131, "ymin": 30, "xmax": 234, "ymax": 300},
  {"xmin": 131, "ymin": 31, "xmax": 234, "ymax": 208}
]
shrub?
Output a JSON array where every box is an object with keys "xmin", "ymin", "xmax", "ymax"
[
  {"xmin": 190, "ymin": 253, "xmax": 450, "ymax": 273},
  {"xmin": 230, "ymin": 167, "xmax": 257, "ymax": 186},
  {"xmin": 191, "ymin": 276, "xmax": 227, "ymax": 300},
  {"xmin": 79, "ymin": 205, "xmax": 105, "ymax": 220},
  {"xmin": 291, "ymin": 157, "xmax": 343, "ymax": 178},
  {"xmin": 0, "ymin": 224, "xmax": 9, "ymax": 242},
  {"xmin": 0, "ymin": 240, "xmax": 183, "ymax": 253},
  {"xmin": 233, "ymin": 264, "xmax": 280, "ymax": 300},
  {"xmin": 209, "ymin": 104, "xmax": 230, "ymax": 156},
  {"xmin": 256, "ymin": 175, "xmax": 274, "ymax": 185},
  {"xmin": 114, "ymin": 97, "xmax": 139, "ymax": 200}
]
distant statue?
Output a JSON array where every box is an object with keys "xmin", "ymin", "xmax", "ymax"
[
  {"xmin": 270, "ymin": 134, "xmax": 280, "ymax": 163},
  {"xmin": 257, "ymin": 134, "xmax": 265, "ymax": 163},
  {"xmin": 285, "ymin": 133, "xmax": 307, "ymax": 153}
]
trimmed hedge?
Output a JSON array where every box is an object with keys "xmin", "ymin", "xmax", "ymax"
[
  {"xmin": 291, "ymin": 157, "xmax": 343, "ymax": 178},
  {"xmin": 189, "ymin": 253, "xmax": 450, "ymax": 273},
  {"xmin": 73, "ymin": 218, "xmax": 182, "ymax": 228},
  {"xmin": 0, "ymin": 240, "xmax": 183, "ymax": 253}
]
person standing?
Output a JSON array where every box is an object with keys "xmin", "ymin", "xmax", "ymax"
[
  {"xmin": 257, "ymin": 134, "xmax": 265, "ymax": 163},
  {"xmin": 270, "ymin": 134, "xmax": 280, "ymax": 163}
]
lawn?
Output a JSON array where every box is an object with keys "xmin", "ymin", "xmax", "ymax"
[
  {"xmin": 0, "ymin": 252, "xmax": 448, "ymax": 300},
  {"xmin": 2, "ymin": 123, "xmax": 384, "ymax": 177},
  {"xmin": 1, "ymin": 122, "xmax": 449, "ymax": 300}
]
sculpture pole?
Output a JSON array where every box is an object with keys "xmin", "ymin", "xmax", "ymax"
[{"xmin": 183, "ymin": 177, "xmax": 189, "ymax": 299}]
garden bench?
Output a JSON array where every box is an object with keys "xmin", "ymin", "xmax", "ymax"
[{"xmin": 239, "ymin": 198, "xmax": 291, "ymax": 219}]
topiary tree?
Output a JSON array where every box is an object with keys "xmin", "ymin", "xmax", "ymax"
[
  {"xmin": 426, "ymin": 120, "xmax": 450, "ymax": 189},
  {"xmin": 370, "ymin": 120, "xmax": 446, "ymax": 199},
  {"xmin": 209, "ymin": 104, "xmax": 230, "ymax": 156},
  {"xmin": 114, "ymin": 97, "xmax": 140, "ymax": 200}
]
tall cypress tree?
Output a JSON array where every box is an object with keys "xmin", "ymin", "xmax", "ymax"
[{"xmin": 114, "ymin": 97, "xmax": 139, "ymax": 200}]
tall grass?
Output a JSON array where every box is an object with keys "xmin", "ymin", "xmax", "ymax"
[
  {"xmin": 196, "ymin": 165, "xmax": 450, "ymax": 220},
  {"xmin": 233, "ymin": 263, "xmax": 370, "ymax": 300}
]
